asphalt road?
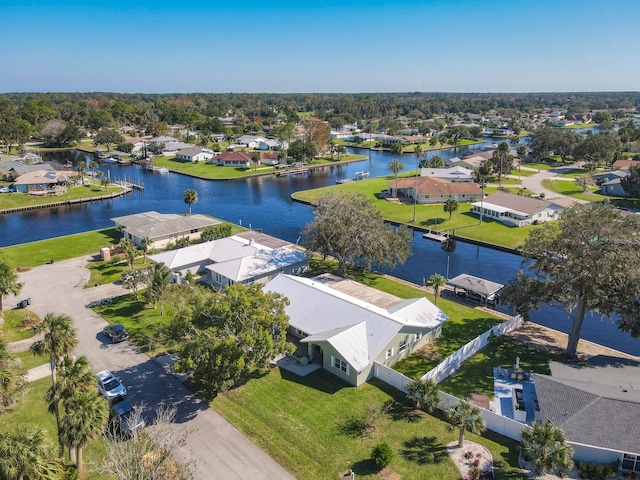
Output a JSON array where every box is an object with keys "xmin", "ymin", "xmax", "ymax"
[{"xmin": 5, "ymin": 255, "xmax": 295, "ymax": 480}]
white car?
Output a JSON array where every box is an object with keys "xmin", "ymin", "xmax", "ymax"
[
  {"xmin": 96, "ymin": 370, "xmax": 127, "ymax": 403},
  {"xmin": 0, "ymin": 186, "xmax": 10, "ymax": 193}
]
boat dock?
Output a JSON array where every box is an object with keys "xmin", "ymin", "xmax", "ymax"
[
  {"xmin": 275, "ymin": 163, "xmax": 309, "ymax": 176},
  {"xmin": 336, "ymin": 170, "xmax": 369, "ymax": 184},
  {"xmin": 423, "ymin": 228, "xmax": 449, "ymax": 243},
  {"xmin": 113, "ymin": 179, "xmax": 144, "ymax": 190}
]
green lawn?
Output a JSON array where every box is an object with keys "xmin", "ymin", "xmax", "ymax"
[
  {"xmin": 14, "ymin": 349, "xmax": 49, "ymax": 371},
  {"xmin": 562, "ymin": 122, "xmax": 598, "ymax": 129},
  {"xmin": 541, "ymin": 179, "xmax": 608, "ymax": 202},
  {"xmin": 92, "ymin": 293, "xmax": 176, "ymax": 357},
  {"xmin": 439, "ymin": 336, "xmax": 562, "ymax": 400},
  {"xmin": 0, "ymin": 228, "xmax": 120, "ymax": 269},
  {"xmin": 520, "ymin": 162, "xmax": 555, "ymax": 171},
  {"xmin": 0, "ymin": 377, "xmax": 110, "ymax": 480},
  {"xmin": 151, "ymin": 154, "xmax": 368, "ymax": 180},
  {"xmin": 393, "ymin": 300, "xmax": 504, "ymax": 378},
  {"xmin": 292, "ymin": 175, "xmax": 535, "ymax": 249},
  {"xmin": 509, "ymin": 168, "xmax": 537, "ymax": 177},
  {"xmin": 211, "ymin": 368, "xmax": 524, "ymax": 480},
  {"xmin": 86, "ymin": 257, "xmax": 149, "ymax": 286},
  {"xmin": 0, "ymin": 309, "xmax": 41, "ymax": 342},
  {"xmin": 0, "ymin": 182, "xmax": 124, "ymax": 211}
]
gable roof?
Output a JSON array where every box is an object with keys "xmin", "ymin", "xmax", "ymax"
[
  {"xmin": 304, "ymin": 322, "xmax": 371, "ymax": 372},
  {"xmin": 420, "ymin": 166, "xmax": 474, "ymax": 179},
  {"xmin": 13, "ymin": 169, "xmax": 77, "ymax": 185},
  {"xmin": 612, "ymin": 159, "xmax": 640, "ymax": 170},
  {"xmin": 177, "ymin": 146, "xmax": 213, "ymax": 157},
  {"xmin": 447, "ymin": 274, "xmax": 503, "ymax": 297},
  {"xmin": 263, "ymin": 274, "xmax": 447, "ymax": 373},
  {"xmin": 479, "ymin": 191, "xmax": 555, "ymax": 215}
]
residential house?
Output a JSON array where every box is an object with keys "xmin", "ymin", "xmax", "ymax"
[
  {"xmin": 388, "ymin": 176, "xmax": 482, "ymax": 204},
  {"xmin": 420, "ymin": 166, "xmax": 475, "ymax": 182},
  {"xmin": 160, "ymin": 141, "xmax": 193, "ymax": 157},
  {"xmin": 0, "ymin": 160, "xmax": 56, "ymax": 181},
  {"xmin": 532, "ymin": 356, "xmax": 640, "ymax": 471},
  {"xmin": 237, "ymin": 135, "xmax": 267, "ymax": 148},
  {"xmin": 111, "ymin": 211, "xmax": 221, "ymax": 249},
  {"xmin": 600, "ymin": 177, "xmax": 628, "ymax": 197},
  {"xmin": 592, "ymin": 170, "xmax": 629, "ymax": 185},
  {"xmin": 258, "ymin": 139, "xmax": 285, "ymax": 151},
  {"xmin": 176, "ymin": 147, "xmax": 215, "ymax": 163},
  {"xmin": 263, "ymin": 274, "xmax": 448, "ymax": 386},
  {"xmin": 148, "ymin": 233, "xmax": 309, "ymax": 289},
  {"xmin": 12, "ymin": 170, "xmax": 79, "ymax": 194},
  {"xmin": 613, "ymin": 159, "xmax": 640, "ymax": 171},
  {"xmin": 209, "ymin": 151, "xmax": 279, "ymax": 167},
  {"xmin": 471, "ymin": 191, "xmax": 563, "ymax": 226}
]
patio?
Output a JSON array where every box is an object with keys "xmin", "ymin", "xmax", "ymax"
[{"xmin": 490, "ymin": 367, "xmax": 540, "ymax": 424}]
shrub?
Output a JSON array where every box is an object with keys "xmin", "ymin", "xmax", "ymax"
[
  {"xmin": 110, "ymin": 254, "xmax": 124, "ymax": 265},
  {"xmin": 371, "ymin": 442, "xmax": 393, "ymax": 470},
  {"xmin": 576, "ymin": 459, "xmax": 621, "ymax": 480},
  {"xmin": 201, "ymin": 223, "xmax": 233, "ymax": 242}
]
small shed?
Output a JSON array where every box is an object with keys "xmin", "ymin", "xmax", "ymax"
[{"xmin": 448, "ymin": 273, "xmax": 503, "ymax": 304}]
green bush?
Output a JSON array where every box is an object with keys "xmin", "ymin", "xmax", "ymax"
[
  {"xmin": 577, "ymin": 459, "xmax": 621, "ymax": 480},
  {"xmin": 371, "ymin": 442, "xmax": 393, "ymax": 469},
  {"xmin": 201, "ymin": 223, "xmax": 233, "ymax": 242}
]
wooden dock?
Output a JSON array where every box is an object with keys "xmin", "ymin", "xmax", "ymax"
[{"xmin": 423, "ymin": 229, "xmax": 448, "ymax": 243}]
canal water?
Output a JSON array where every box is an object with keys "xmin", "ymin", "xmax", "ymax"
[{"xmin": 1, "ymin": 144, "xmax": 638, "ymax": 355}]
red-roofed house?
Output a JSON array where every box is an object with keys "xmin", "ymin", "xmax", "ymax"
[{"xmin": 388, "ymin": 176, "xmax": 483, "ymax": 204}]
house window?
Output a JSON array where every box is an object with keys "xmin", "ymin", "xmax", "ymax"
[
  {"xmin": 623, "ymin": 454, "xmax": 640, "ymax": 472},
  {"xmin": 386, "ymin": 348, "xmax": 394, "ymax": 359},
  {"xmin": 415, "ymin": 331, "xmax": 423, "ymax": 342},
  {"xmin": 399, "ymin": 340, "xmax": 407, "ymax": 352},
  {"xmin": 332, "ymin": 356, "xmax": 349, "ymax": 374}
]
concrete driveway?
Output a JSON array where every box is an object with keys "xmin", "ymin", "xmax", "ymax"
[{"xmin": 4, "ymin": 256, "xmax": 295, "ymax": 480}]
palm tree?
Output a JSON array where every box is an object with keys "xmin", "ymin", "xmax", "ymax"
[
  {"xmin": 141, "ymin": 236, "xmax": 153, "ymax": 264},
  {"xmin": 336, "ymin": 144, "xmax": 347, "ymax": 161},
  {"xmin": 76, "ymin": 160, "xmax": 87, "ymax": 186},
  {"xmin": 0, "ymin": 425, "xmax": 62, "ymax": 480},
  {"xmin": 61, "ymin": 392, "xmax": 109, "ymax": 473},
  {"xmin": 0, "ymin": 338, "xmax": 23, "ymax": 411},
  {"xmin": 387, "ymin": 158, "xmax": 405, "ymax": 198},
  {"xmin": 521, "ymin": 421, "xmax": 574, "ymax": 475},
  {"xmin": 30, "ymin": 313, "xmax": 78, "ymax": 456},
  {"xmin": 251, "ymin": 151, "xmax": 261, "ymax": 171},
  {"xmin": 405, "ymin": 377, "xmax": 440, "ymax": 412},
  {"xmin": 412, "ymin": 144, "xmax": 424, "ymax": 222},
  {"xmin": 492, "ymin": 141, "xmax": 512, "ymax": 188},
  {"xmin": 426, "ymin": 274, "xmax": 447, "ymax": 306},
  {"xmin": 0, "ymin": 261, "xmax": 22, "ymax": 317},
  {"xmin": 476, "ymin": 160, "xmax": 493, "ymax": 225},
  {"xmin": 183, "ymin": 189, "xmax": 198, "ymax": 215},
  {"xmin": 100, "ymin": 176, "xmax": 110, "ymax": 191},
  {"xmin": 446, "ymin": 400, "xmax": 486, "ymax": 447},
  {"xmin": 443, "ymin": 199, "xmax": 459, "ymax": 220}
]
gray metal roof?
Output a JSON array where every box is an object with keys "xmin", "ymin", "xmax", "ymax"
[
  {"xmin": 111, "ymin": 211, "xmax": 219, "ymax": 240},
  {"xmin": 448, "ymin": 274, "xmax": 503, "ymax": 297}
]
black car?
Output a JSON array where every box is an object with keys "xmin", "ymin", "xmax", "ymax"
[{"xmin": 102, "ymin": 323, "xmax": 129, "ymax": 343}]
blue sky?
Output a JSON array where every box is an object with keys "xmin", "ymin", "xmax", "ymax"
[{"xmin": 1, "ymin": 0, "xmax": 639, "ymax": 93}]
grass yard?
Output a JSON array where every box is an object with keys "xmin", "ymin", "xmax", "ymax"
[
  {"xmin": 439, "ymin": 336, "xmax": 562, "ymax": 400},
  {"xmin": 0, "ymin": 377, "xmax": 110, "ymax": 480},
  {"xmin": 14, "ymin": 349, "xmax": 49, "ymax": 371},
  {"xmin": 0, "ymin": 309, "xmax": 41, "ymax": 342},
  {"xmin": 86, "ymin": 256, "xmax": 150, "ymax": 286},
  {"xmin": 211, "ymin": 368, "xmax": 524, "ymax": 480},
  {"xmin": 151, "ymin": 154, "xmax": 368, "ymax": 180},
  {"xmin": 509, "ymin": 168, "xmax": 537, "ymax": 177},
  {"xmin": 520, "ymin": 162, "xmax": 555, "ymax": 171},
  {"xmin": 0, "ymin": 182, "xmax": 124, "ymax": 211},
  {"xmin": 541, "ymin": 179, "xmax": 608, "ymax": 202},
  {"xmin": 0, "ymin": 228, "xmax": 120, "ymax": 269},
  {"xmin": 92, "ymin": 293, "xmax": 176, "ymax": 357},
  {"xmin": 292, "ymin": 177, "xmax": 535, "ymax": 249}
]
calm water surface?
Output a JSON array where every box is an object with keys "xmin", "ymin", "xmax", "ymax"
[{"xmin": 1, "ymin": 145, "xmax": 637, "ymax": 355}]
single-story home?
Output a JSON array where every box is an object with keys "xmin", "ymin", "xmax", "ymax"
[
  {"xmin": 600, "ymin": 177, "xmax": 628, "ymax": 197},
  {"xmin": 0, "ymin": 160, "xmax": 56, "ymax": 181},
  {"xmin": 12, "ymin": 170, "xmax": 79, "ymax": 194},
  {"xmin": 236, "ymin": 135, "xmax": 267, "ymax": 149},
  {"xmin": 420, "ymin": 166, "xmax": 475, "ymax": 182},
  {"xmin": 209, "ymin": 151, "xmax": 279, "ymax": 167},
  {"xmin": 149, "ymin": 233, "xmax": 309, "ymax": 289},
  {"xmin": 176, "ymin": 147, "xmax": 215, "ymax": 163},
  {"xmin": 532, "ymin": 356, "xmax": 640, "ymax": 471},
  {"xmin": 471, "ymin": 191, "xmax": 563, "ymax": 227},
  {"xmin": 388, "ymin": 176, "xmax": 483, "ymax": 204},
  {"xmin": 612, "ymin": 159, "xmax": 640, "ymax": 171},
  {"xmin": 263, "ymin": 274, "xmax": 448, "ymax": 386},
  {"xmin": 111, "ymin": 211, "xmax": 221, "ymax": 249},
  {"xmin": 592, "ymin": 170, "xmax": 629, "ymax": 185}
]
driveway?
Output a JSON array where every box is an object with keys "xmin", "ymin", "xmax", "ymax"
[{"xmin": 4, "ymin": 256, "xmax": 295, "ymax": 480}]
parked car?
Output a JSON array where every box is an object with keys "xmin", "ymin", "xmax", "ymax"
[
  {"xmin": 0, "ymin": 186, "xmax": 10, "ymax": 193},
  {"xmin": 96, "ymin": 370, "xmax": 127, "ymax": 403},
  {"xmin": 108, "ymin": 399, "xmax": 145, "ymax": 438},
  {"xmin": 102, "ymin": 323, "xmax": 129, "ymax": 343}
]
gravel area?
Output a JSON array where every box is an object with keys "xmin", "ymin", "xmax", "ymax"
[{"xmin": 447, "ymin": 441, "xmax": 493, "ymax": 479}]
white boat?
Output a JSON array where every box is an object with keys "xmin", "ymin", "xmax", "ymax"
[
  {"xmin": 157, "ymin": 167, "xmax": 169, "ymax": 174},
  {"xmin": 103, "ymin": 157, "xmax": 118, "ymax": 164}
]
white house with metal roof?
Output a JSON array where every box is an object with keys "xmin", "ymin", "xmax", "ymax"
[
  {"xmin": 471, "ymin": 191, "xmax": 563, "ymax": 227},
  {"xmin": 420, "ymin": 166, "xmax": 475, "ymax": 182},
  {"xmin": 263, "ymin": 274, "xmax": 448, "ymax": 386},
  {"xmin": 149, "ymin": 235, "xmax": 309, "ymax": 289}
]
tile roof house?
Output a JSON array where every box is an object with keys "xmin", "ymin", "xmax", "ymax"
[
  {"xmin": 532, "ymin": 356, "xmax": 640, "ymax": 471},
  {"xmin": 0, "ymin": 160, "xmax": 57, "ymax": 181},
  {"xmin": 471, "ymin": 191, "xmax": 563, "ymax": 227},
  {"xmin": 149, "ymin": 234, "xmax": 309, "ymax": 289},
  {"xmin": 263, "ymin": 274, "xmax": 448, "ymax": 386},
  {"xmin": 13, "ymin": 170, "xmax": 79, "ymax": 193},
  {"xmin": 111, "ymin": 211, "xmax": 221, "ymax": 248},
  {"xmin": 388, "ymin": 176, "xmax": 483, "ymax": 204},
  {"xmin": 613, "ymin": 159, "xmax": 640, "ymax": 171},
  {"xmin": 209, "ymin": 151, "xmax": 279, "ymax": 167}
]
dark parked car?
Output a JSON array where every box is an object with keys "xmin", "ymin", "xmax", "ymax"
[
  {"xmin": 108, "ymin": 399, "xmax": 145, "ymax": 438},
  {"xmin": 102, "ymin": 323, "xmax": 129, "ymax": 343}
]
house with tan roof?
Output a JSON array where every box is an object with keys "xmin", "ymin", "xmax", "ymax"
[
  {"xmin": 210, "ymin": 151, "xmax": 279, "ymax": 167},
  {"xmin": 13, "ymin": 170, "xmax": 79, "ymax": 194},
  {"xmin": 613, "ymin": 159, "xmax": 640, "ymax": 171},
  {"xmin": 471, "ymin": 191, "xmax": 563, "ymax": 227},
  {"xmin": 263, "ymin": 274, "xmax": 448, "ymax": 386},
  {"xmin": 388, "ymin": 176, "xmax": 483, "ymax": 204}
]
